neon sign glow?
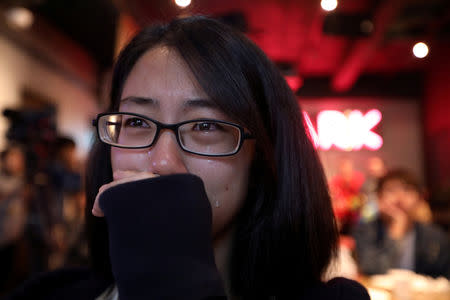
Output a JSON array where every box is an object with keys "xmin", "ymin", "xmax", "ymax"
[{"xmin": 304, "ymin": 109, "xmax": 383, "ymax": 151}]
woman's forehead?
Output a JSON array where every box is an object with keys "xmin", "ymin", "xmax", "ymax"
[
  {"xmin": 118, "ymin": 45, "xmax": 245, "ymax": 124},
  {"xmin": 121, "ymin": 46, "xmax": 207, "ymax": 102}
]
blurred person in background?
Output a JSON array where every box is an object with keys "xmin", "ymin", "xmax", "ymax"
[
  {"xmin": 47, "ymin": 136, "xmax": 85, "ymax": 269},
  {"xmin": 49, "ymin": 136, "xmax": 82, "ymax": 222},
  {"xmin": 60, "ymin": 188, "xmax": 88, "ymax": 267},
  {"xmin": 2, "ymin": 107, "xmax": 61, "ymax": 277},
  {"xmin": 329, "ymin": 158, "xmax": 365, "ymax": 235},
  {"xmin": 0, "ymin": 144, "xmax": 29, "ymax": 295},
  {"xmin": 0, "ymin": 107, "xmax": 83, "ymax": 293},
  {"xmin": 353, "ymin": 169, "xmax": 450, "ymax": 278},
  {"xmin": 359, "ymin": 156, "xmax": 387, "ymax": 223}
]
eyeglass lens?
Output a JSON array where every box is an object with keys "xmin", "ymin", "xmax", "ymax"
[{"xmin": 98, "ymin": 114, "xmax": 241, "ymax": 155}]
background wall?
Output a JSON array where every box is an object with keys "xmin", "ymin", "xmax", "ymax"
[
  {"xmin": 424, "ymin": 43, "xmax": 450, "ymax": 191},
  {"xmin": 0, "ymin": 35, "xmax": 100, "ymax": 157},
  {"xmin": 301, "ymin": 98, "xmax": 424, "ymax": 183}
]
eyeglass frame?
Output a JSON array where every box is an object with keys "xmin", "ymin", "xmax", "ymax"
[{"xmin": 92, "ymin": 112, "xmax": 255, "ymax": 157}]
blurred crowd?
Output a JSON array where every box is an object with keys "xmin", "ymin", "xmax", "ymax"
[
  {"xmin": 0, "ymin": 108, "xmax": 88, "ymax": 296},
  {"xmin": 326, "ymin": 157, "xmax": 450, "ymax": 281}
]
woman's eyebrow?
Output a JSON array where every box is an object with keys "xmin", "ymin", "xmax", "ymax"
[
  {"xmin": 183, "ymin": 98, "xmax": 219, "ymax": 110},
  {"xmin": 120, "ymin": 96, "xmax": 159, "ymax": 107}
]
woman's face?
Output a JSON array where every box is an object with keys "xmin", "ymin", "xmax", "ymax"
[{"xmin": 111, "ymin": 46, "xmax": 255, "ymax": 237}]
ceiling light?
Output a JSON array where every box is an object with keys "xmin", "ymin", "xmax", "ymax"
[
  {"xmin": 5, "ymin": 7, "xmax": 34, "ymax": 29},
  {"xmin": 321, "ymin": 0, "xmax": 338, "ymax": 12},
  {"xmin": 175, "ymin": 0, "xmax": 191, "ymax": 8},
  {"xmin": 413, "ymin": 42, "xmax": 429, "ymax": 58}
]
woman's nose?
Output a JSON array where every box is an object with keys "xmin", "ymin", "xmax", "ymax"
[{"xmin": 146, "ymin": 130, "xmax": 187, "ymax": 175}]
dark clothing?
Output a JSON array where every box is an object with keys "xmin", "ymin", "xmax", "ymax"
[
  {"xmin": 4, "ymin": 269, "xmax": 368, "ymax": 300},
  {"xmin": 6, "ymin": 174, "xmax": 369, "ymax": 299},
  {"xmin": 47, "ymin": 162, "xmax": 82, "ymax": 223},
  {"xmin": 353, "ymin": 217, "xmax": 450, "ymax": 278},
  {"xmin": 3, "ymin": 268, "xmax": 110, "ymax": 300}
]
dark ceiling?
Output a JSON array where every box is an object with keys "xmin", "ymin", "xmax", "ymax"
[
  {"xmin": 118, "ymin": 0, "xmax": 450, "ymax": 93},
  {"xmin": 31, "ymin": 0, "xmax": 117, "ymax": 71},
  {"xmin": 2, "ymin": 0, "xmax": 118, "ymax": 71},
  {"xmin": 3, "ymin": 0, "xmax": 450, "ymax": 93}
]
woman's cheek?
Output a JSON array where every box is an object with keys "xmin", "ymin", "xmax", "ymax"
[
  {"xmin": 111, "ymin": 148, "xmax": 151, "ymax": 172},
  {"xmin": 186, "ymin": 159, "xmax": 248, "ymax": 235},
  {"xmin": 210, "ymin": 179, "xmax": 248, "ymax": 236}
]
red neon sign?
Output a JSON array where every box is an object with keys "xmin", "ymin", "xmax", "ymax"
[{"xmin": 304, "ymin": 109, "xmax": 383, "ymax": 151}]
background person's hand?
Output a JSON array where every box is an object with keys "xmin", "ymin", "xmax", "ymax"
[
  {"xmin": 379, "ymin": 199, "xmax": 411, "ymax": 240},
  {"xmin": 92, "ymin": 170, "xmax": 159, "ymax": 217},
  {"xmin": 387, "ymin": 206, "xmax": 410, "ymax": 240}
]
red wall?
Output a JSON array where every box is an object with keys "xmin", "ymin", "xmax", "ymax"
[{"xmin": 424, "ymin": 43, "xmax": 450, "ymax": 191}]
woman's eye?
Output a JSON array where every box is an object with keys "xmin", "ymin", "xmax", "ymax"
[
  {"xmin": 193, "ymin": 122, "xmax": 221, "ymax": 131},
  {"xmin": 124, "ymin": 117, "xmax": 150, "ymax": 128}
]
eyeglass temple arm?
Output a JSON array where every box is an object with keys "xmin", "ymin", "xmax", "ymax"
[{"xmin": 243, "ymin": 132, "xmax": 254, "ymax": 139}]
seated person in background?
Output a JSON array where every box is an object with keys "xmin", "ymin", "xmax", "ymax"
[
  {"xmin": 0, "ymin": 144, "xmax": 28, "ymax": 294},
  {"xmin": 353, "ymin": 169, "xmax": 450, "ymax": 279}
]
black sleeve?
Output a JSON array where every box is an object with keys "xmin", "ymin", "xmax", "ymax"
[
  {"xmin": 300, "ymin": 277, "xmax": 370, "ymax": 300},
  {"xmin": 325, "ymin": 277, "xmax": 371, "ymax": 300},
  {"xmin": 99, "ymin": 173, "xmax": 226, "ymax": 300}
]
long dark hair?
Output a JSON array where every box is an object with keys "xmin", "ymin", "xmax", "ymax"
[{"xmin": 85, "ymin": 15, "xmax": 338, "ymax": 296}]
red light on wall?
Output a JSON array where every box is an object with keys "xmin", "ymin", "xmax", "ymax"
[
  {"xmin": 303, "ymin": 111, "xmax": 319, "ymax": 148},
  {"xmin": 304, "ymin": 109, "xmax": 383, "ymax": 151},
  {"xmin": 285, "ymin": 75, "xmax": 303, "ymax": 91}
]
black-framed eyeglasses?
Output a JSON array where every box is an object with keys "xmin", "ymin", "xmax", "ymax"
[{"xmin": 92, "ymin": 112, "xmax": 254, "ymax": 157}]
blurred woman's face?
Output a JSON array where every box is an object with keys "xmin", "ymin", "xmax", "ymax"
[{"xmin": 111, "ymin": 46, "xmax": 255, "ymax": 238}]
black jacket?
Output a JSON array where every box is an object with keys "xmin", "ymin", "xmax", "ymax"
[
  {"xmin": 353, "ymin": 216, "xmax": 450, "ymax": 278},
  {"xmin": 6, "ymin": 174, "xmax": 369, "ymax": 300}
]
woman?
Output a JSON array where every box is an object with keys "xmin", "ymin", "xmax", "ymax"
[{"xmin": 7, "ymin": 16, "xmax": 369, "ymax": 299}]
